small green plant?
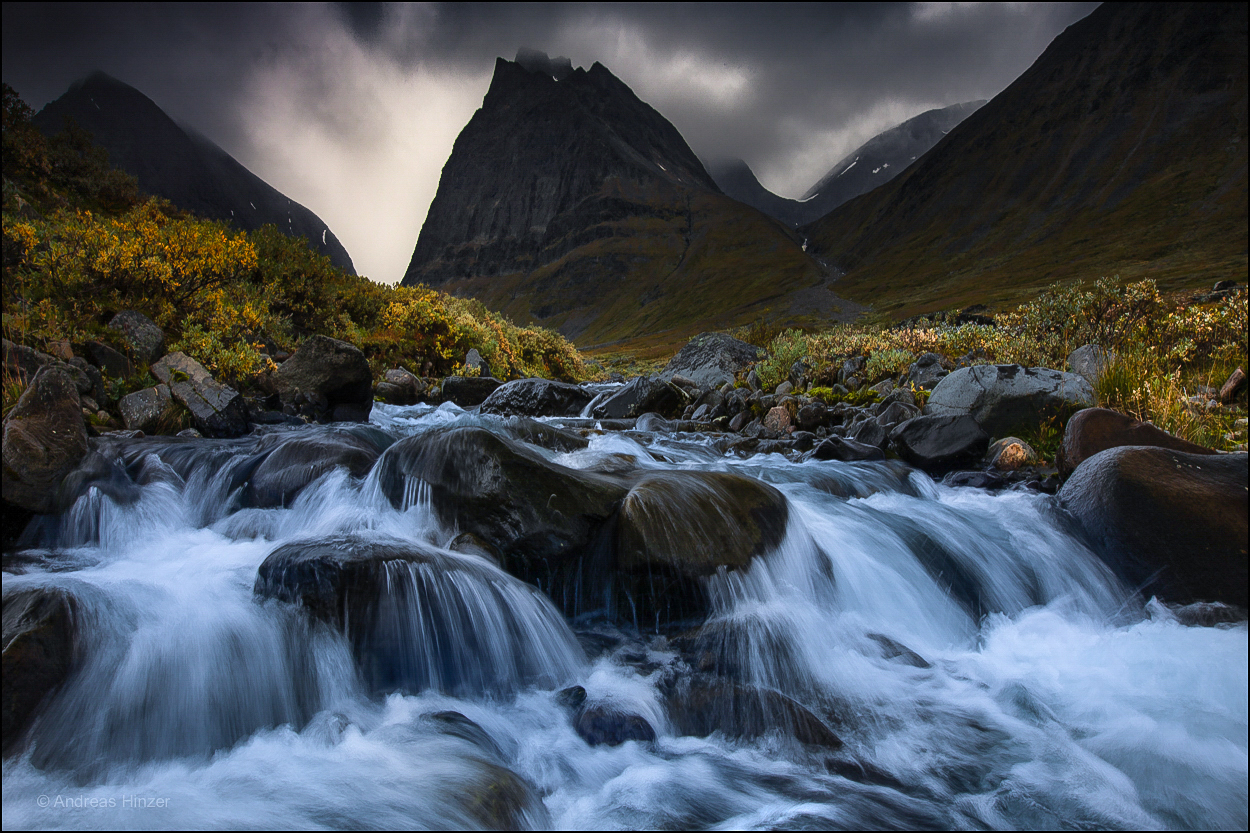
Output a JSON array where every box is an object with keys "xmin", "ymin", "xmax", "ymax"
[
  {"xmin": 755, "ymin": 328, "xmax": 810, "ymax": 391},
  {"xmin": 865, "ymin": 348, "xmax": 915, "ymax": 382}
]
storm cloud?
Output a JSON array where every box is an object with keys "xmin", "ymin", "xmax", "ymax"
[{"xmin": 3, "ymin": 2, "xmax": 1098, "ymax": 283}]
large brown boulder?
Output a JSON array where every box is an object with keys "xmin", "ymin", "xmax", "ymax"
[
  {"xmin": 2, "ymin": 586, "xmax": 79, "ymax": 756},
  {"xmin": 1056, "ymin": 407, "xmax": 1216, "ymax": 476},
  {"xmin": 276, "ymin": 335, "xmax": 373, "ymax": 422},
  {"xmin": 2, "ymin": 366, "xmax": 89, "ymax": 514},
  {"xmin": 1058, "ymin": 447, "xmax": 1247, "ymax": 607}
]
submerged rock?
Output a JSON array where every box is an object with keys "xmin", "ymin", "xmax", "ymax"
[
  {"xmin": 246, "ymin": 430, "xmax": 381, "ymax": 508},
  {"xmin": 255, "ymin": 535, "xmax": 582, "ymax": 695},
  {"xmin": 665, "ymin": 674, "xmax": 841, "ymax": 748},
  {"xmin": 2, "ymin": 586, "xmax": 80, "ymax": 756},
  {"xmin": 591, "ymin": 375, "xmax": 689, "ymax": 420},
  {"xmin": 1059, "ymin": 447, "xmax": 1248, "ymax": 607},
  {"xmin": 574, "ymin": 704, "xmax": 657, "ymax": 746},
  {"xmin": 889, "ymin": 414, "xmax": 988, "ymax": 472}
]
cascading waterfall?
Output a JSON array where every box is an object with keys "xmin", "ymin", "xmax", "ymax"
[{"xmin": 3, "ymin": 402, "xmax": 1245, "ymax": 830}]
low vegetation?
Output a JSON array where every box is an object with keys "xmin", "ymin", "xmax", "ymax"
[
  {"xmin": 3, "ymin": 83, "xmax": 584, "ymax": 413},
  {"xmin": 751, "ymin": 277, "xmax": 1247, "ymax": 450}
]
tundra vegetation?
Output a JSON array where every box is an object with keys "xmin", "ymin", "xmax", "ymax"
[{"xmin": 3, "ymin": 82, "xmax": 1246, "ymax": 455}]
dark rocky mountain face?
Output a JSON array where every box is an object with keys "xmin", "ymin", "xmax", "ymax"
[
  {"xmin": 402, "ymin": 53, "xmax": 822, "ymax": 344},
  {"xmin": 704, "ymin": 101, "xmax": 983, "ymax": 228},
  {"xmin": 33, "ymin": 73, "xmax": 355, "ymax": 274},
  {"xmin": 802, "ymin": 2, "xmax": 1248, "ymax": 318}
]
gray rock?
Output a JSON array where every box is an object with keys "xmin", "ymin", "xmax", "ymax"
[
  {"xmin": 440, "ymin": 375, "xmax": 503, "ymax": 407},
  {"xmin": 1059, "ymin": 447, "xmax": 1247, "ymax": 607},
  {"xmin": 890, "ymin": 414, "xmax": 989, "ymax": 472},
  {"xmin": 108, "ymin": 310, "xmax": 166, "ymax": 365},
  {"xmin": 151, "ymin": 352, "xmax": 249, "ymax": 438},
  {"xmin": 464, "ymin": 348, "xmax": 492, "ymax": 379},
  {"xmin": 276, "ymin": 335, "xmax": 373, "ymax": 422},
  {"xmin": 847, "ymin": 418, "xmax": 887, "ymax": 449},
  {"xmin": 377, "ymin": 368, "xmax": 425, "ymax": 405},
  {"xmin": 2, "ymin": 339, "xmax": 54, "ymax": 384},
  {"xmin": 479, "ymin": 378, "xmax": 593, "ymax": 417},
  {"xmin": 925, "ymin": 364, "xmax": 1094, "ymax": 437},
  {"xmin": 2, "ymin": 366, "xmax": 89, "ymax": 514},
  {"xmin": 591, "ymin": 375, "xmax": 688, "ymax": 420},
  {"xmin": 902, "ymin": 352, "xmax": 950, "ymax": 391},
  {"xmin": 68, "ymin": 358, "xmax": 105, "ymax": 405},
  {"xmin": 1067, "ymin": 344, "xmax": 1113, "ymax": 386},
  {"xmin": 119, "ymin": 384, "xmax": 177, "ymax": 433},
  {"xmin": 85, "ymin": 340, "xmax": 133, "ymax": 380},
  {"xmin": 875, "ymin": 400, "xmax": 920, "ymax": 428},
  {"xmin": 774, "ymin": 380, "xmax": 793, "ymax": 396},
  {"xmin": 808, "ymin": 436, "xmax": 885, "ymax": 462},
  {"xmin": 660, "ymin": 332, "xmax": 762, "ymax": 390},
  {"xmin": 838, "ymin": 356, "xmax": 866, "ymax": 385},
  {"xmin": 746, "ymin": 369, "xmax": 762, "ymax": 392}
]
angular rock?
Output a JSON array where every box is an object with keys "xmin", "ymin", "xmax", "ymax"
[
  {"xmin": 808, "ymin": 436, "xmax": 885, "ymax": 462},
  {"xmin": 875, "ymin": 400, "xmax": 919, "ymax": 428},
  {"xmin": 847, "ymin": 418, "xmax": 887, "ymax": 449},
  {"xmin": 574, "ymin": 705, "xmax": 656, "ymax": 747},
  {"xmin": 890, "ymin": 414, "xmax": 989, "ymax": 472},
  {"xmin": 1067, "ymin": 343, "xmax": 1113, "ymax": 386},
  {"xmin": 2, "ymin": 366, "xmax": 89, "ymax": 514},
  {"xmin": 376, "ymin": 368, "xmax": 426, "ymax": 405},
  {"xmin": 661, "ymin": 333, "xmax": 762, "ymax": 391},
  {"xmin": 1056, "ymin": 407, "xmax": 1216, "ymax": 476},
  {"xmin": 85, "ymin": 340, "xmax": 133, "ymax": 380},
  {"xmin": 464, "ymin": 348, "xmax": 492, "ymax": 379},
  {"xmin": 440, "ymin": 375, "xmax": 503, "ymax": 408},
  {"xmin": 1058, "ymin": 447, "xmax": 1247, "ymax": 607},
  {"xmin": 479, "ymin": 378, "xmax": 593, "ymax": 417},
  {"xmin": 1219, "ymin": 367, "xmax": 1246, "ymax": 403},
  {"xmin": 2, "ymin": 339, "xmax": 54, "ymax": 384},
  {"xmin": 2, "ymin": 586, "xmax": 79, "ymax": 755},
  {"xmin": 152, "ymin": 352, "xmax": 248, "ymax": 438},
  {"xmin": 108, "ymin": 310, "xmax": 165, "ymax": 365},
  {"xmin": 118, "ymin": 384, "xmax": 178, "ymax": 433},
  {"xmin": 902, "ymin": 352, "xmax": 950, "ymax": 391},
  {"xmin": 275, "ymin": 335, "xmax": 373, "ymax": 422},
  {"xmin": 591, "ymin": 375, "xmax": 688, "ymax": 420},
  {"xmin": 838, "ymin": 356, "xmax": 866, "ymax": 385},
  {"xmin": 763, "ymin": 405, "xmax": 793, "ymax": 434},
  {"xmin": 69, "ymin": 358, "xmax": 105, "ymax": 406},
  {"xmin": 925, "ymin": 364, "xmax": 1094, "ymax": 437}
]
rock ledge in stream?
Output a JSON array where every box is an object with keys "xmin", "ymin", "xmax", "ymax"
[{"xmin": 2, "ymin": 365, "xmax": 89, "ymax": 514}]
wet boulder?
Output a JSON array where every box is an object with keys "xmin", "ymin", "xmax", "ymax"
[
  {"xmin": 275, "ymin": 335, "xmax": 373, "ymax": 422},
  {"xmin": 591, "ymin": 375, "xmax": 689, "ymax": 420},
  {"xmin": 373, "ymin": 427, "xmax": 627, "ymax": 578},
  {"xmin": 118, "ymin": 384, "xmax": 179, "ymax": 433},
  {"xmin": 479, "ymin": 378, "xmax": 594, "ymax": 417},
  {"xmin": 1058, "ymin": 447, "xmax": 1248, "ymax": 607},
  {"xmin": 440, "ymin": 375, "xmax": 503, "ymax": 407},
  {"xmin": 660, "ymin": 332, "xmax": 761, "ymax": 390},
  {"xmin": 246, "ymin": 430, "xmax": 381, "ymax": 508},
  {"xmin": 151, "ymin": 352, "xmax": 249, "ymax": 438},
  {"xmin": 107, "ymin": 310, "xmax": 165, "ymax": 366},
  {"xmin": 889, "ymin": 414, "xmax": 989, "ymax": 472},
  {"xmin": 614, "ymin": 471, "xmax": 787, "ymax": 628},
  {"xmin": 2, "ymin": 366, "xmax": 89, "ymax": 514},
  {"xmin": 574, "ymin": 704, "xmax": 657, "ymax": 747},
  {"xmin": 1055, "ymin": 407, "xmax": 1216, "ymax": 476},
  {"xmin": 2, "ymin": 586, "xmax": 79, "ymax": 756},
  {"xmin": 807, "ymin": 436, "xmax": 885, "ymax": 462},
  {"xmin": 925, "ymin": 364, "xmax": 1094, "ymax": 437}
]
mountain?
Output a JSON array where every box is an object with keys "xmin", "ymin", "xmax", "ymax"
[
  {"xmin": 401, "ymin": 51, "xmax": 824, "ymax": 345},
  {"xmin": 33, "ymin": 72, "xmax": 355, "ymax": 273},
  {"xmin": 705, "ymin": 101, "xmax": 984, "ymax": 228},
  {"xmin": 802, "ymin": 2, "xmax": 1248, "ymax": 318}
]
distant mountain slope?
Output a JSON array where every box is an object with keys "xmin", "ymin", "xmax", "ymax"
[
  {"xmin": 34, "ymin": 72, "xmax": 355, "ymax": 273},
  {"xmin": 704, "ymin": 102, "xmax": 983, "ymax": 228},
  {"xmin": 803, "ymin": 2, "xmax": 1247, "ymax": 318},
  {"xmin": 401, "ymin": 52, "xmax": 823, "ymax": 345}
]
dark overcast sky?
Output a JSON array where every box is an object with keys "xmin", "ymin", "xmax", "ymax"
[{"xmin": 3, "ymin": 2, "xmax": 1099, "ymax": 283}]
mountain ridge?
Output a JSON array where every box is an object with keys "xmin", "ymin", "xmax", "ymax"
[{"xmin": 33, "ymin": 72, "xmax": 356, "ymax": 274}]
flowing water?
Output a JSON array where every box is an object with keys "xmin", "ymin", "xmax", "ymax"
[{"xmin": 3, "ymin": 402, "xmax": 1246, "ymax": 830}]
